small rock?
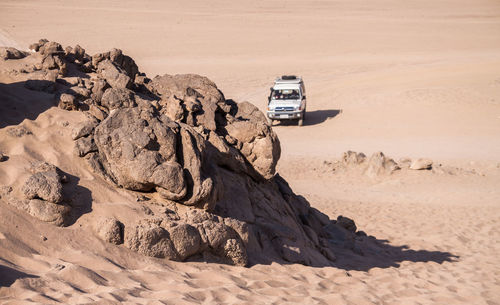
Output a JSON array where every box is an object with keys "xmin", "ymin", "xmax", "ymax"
[
  {"xmin": 94, "ymin": 217, "xmax": 124, "ymax": 245},
  {"xmin": 58, "ymin": 93, "xmax": 78, "ymax": 111},
  {"xmin": 22, "ymin": 170, "xmax": 63, "ymax": 204},
  {"xmin": 71, "ymin": 118, "xmax": 98, "ymax": 140},
  {"xmin": 342, "ymin": 151, "xmax": 366, "ymax": 165},
  {"xmin": 336, "ymin": 215, "xmax": 357, "ymax": 232},
  {"xmin": 410, "ymin": 158, "xmax": 433, "ymax": 170},
  {"xmin": 0, "ymin": 153, "xmax": 7, "ymax": 162}
]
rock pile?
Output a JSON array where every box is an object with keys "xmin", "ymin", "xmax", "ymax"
[
  {"xmin": 1, "ymin": 41, "xmax": 365, "ymax": 267},
  {"xmin": 335, "ymin": 151, "xmax": 434, "ymax": 177}
]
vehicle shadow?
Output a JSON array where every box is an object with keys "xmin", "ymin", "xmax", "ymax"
[
  {"xmin": 273, "ymin": 109, "xmax": 341, "ymax": 126},
  {"xmin": 304, "ymin": 109, "xmax": 341, "ymax": 126}
]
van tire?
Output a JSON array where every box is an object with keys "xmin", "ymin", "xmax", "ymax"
[
  {"xmin": 267, "ymin": 117, "xmax": 273, "ymax": 125},
  {"xmin": 298, "ymin": 118, "xmax": 304, "ymax": 126}
]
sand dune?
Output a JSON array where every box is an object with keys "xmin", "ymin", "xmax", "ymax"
[{"xmin": 1, "ymin": 0, "xmax": 500, "ymax": 304}]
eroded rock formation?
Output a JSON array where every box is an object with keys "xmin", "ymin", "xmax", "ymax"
[{"xmin": 1, "ymin": 41, "xmax": 365, "ymax": 267}]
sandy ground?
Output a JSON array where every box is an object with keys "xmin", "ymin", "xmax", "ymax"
[{"xmin": 1, "ymin": 0, "xmax": 500, "ymax": 304}]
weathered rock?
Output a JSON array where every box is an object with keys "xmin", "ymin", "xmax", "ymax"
[
  {"xmin": 222, "ymin": 238, "xmax": 248, "ymax": 266},
  {"xmin": 124, "ymin": 219, "xmax": 179, "ymax": 260},
  {"xmin": 410, "ymin": 158, "xmax": 433, "ymax": 170},
  {"xmin": 97, "ymin": 60, "xmax": 132, "ymax": 89},
  {"xmin": 38, "ymin": 41, "xmax": 63, "ymax": 56},
  {"xmin": 74, "ymin": 136, "xmax": 97, "ymax": 157},
  {"xmin": 0, "ymin": 47, "xmax": 27, "ymax": 60},
  {"xmin": 29, "ymin": 39, "xmax": 48, "ymax": 52},
  {"xmin": 364, "ymin": 151, "xmax": 399, "ymax": 177},
  {"xmin": 224, "ymin": 114, "xmax": 280, "ymax": 179},
  {"xmin": 22, "ymin": 168, "xmax": 63, "ymax": 204},
  {"xmin": 336, "ymin": 215, "xmax": 357, "ymax": 232},
  {"xmin": 150, "ymin": 74, "xmax": 225, "ymax": 131},
  {"xmin": 167, "ymin": 223, "xmax": 201, "ymax": 260},
  {"xmin": 22, "ymin": 199, "xmax": 71, "ymax": 227},
  {"xmin": 93, "ymin": 107, "xmax": 190, "ymax": 201},
  {"xmin": 88, "ymin": 105, "xmax": 108, "ymax": 121},
  {"xmin": 71, "ymin": 44, "xmax": 86, "ymax": 62},
  {"xmin": 100, "ymin": 87, "xmax": 136, "ymax": 110},
  {"xmin": 342, "ymin": 150, "xmax": 366, "ymax": 165},
  {"xmin": 90, "ymin": 79, "xmax": 108, "ymax": 103},
  {"xmin": 58, "ymin": 93, "xmax": 78, "ymax": 111},
  {"xmin": 71, "ymin": 118, "xmax": 99, "ymax": 140},
  {"xmin": 94, "ymin": 217, "xmax": 124, "ymax": 245}
]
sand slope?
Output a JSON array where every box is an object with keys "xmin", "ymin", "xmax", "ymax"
[{"xmin": 1, "ymin": 0, "xmax": 500, "ymax": 304}]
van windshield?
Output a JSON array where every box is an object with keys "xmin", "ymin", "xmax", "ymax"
[{"xmin": 272, "ymin": 89, "xmax": 300, "ymax": 100}]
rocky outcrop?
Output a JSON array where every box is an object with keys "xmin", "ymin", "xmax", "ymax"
[{"xmin": 2, "ymin": 41, "xmax": 366, "ymax": 267}]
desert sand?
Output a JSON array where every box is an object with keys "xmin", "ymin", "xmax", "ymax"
[{"xmin": 1, "ymin": 0, "xmax": 500, "ymax": 304}]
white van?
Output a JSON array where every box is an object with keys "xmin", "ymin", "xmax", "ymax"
[{"xmin": 266, "ymin": 75, "xmax": 306, "ymax": 126}]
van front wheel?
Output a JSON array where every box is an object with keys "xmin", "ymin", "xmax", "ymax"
[{"xmin": 298, "ymin": 118, "xmax": 304, "ymax": 126}]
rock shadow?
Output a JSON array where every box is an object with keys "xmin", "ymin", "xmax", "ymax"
[
  {"xmin": 331, "ymin": 237, "xmax": 459, "ymax": 272},
  {"xmin": 0, "ymin": 81, "xmax": 56, "ymax": 129},
  {"xmin": 61, "ymin": 171, "xmax": 93, "ymax": 226},
  {"xmin": 0, "ymin": 265, "xmax": 38, "ymax": 287}
]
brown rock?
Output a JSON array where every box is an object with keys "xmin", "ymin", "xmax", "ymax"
[
  {"xmin": 336, "ymin": 216, "xmax": 357, "ymax": 232},
  {"xmin": 410, "ymin": 158, "xmax": 433, "ymax": 170},
  {"xmin": 0, "ymin": 47, "xmax": 27, "ymax": 60},
  {"xmin": 97, "ymin": 60, "xmax": 132, "ymax": 89},
  {"xmin": 74, "ymin": 136, "xmax": 97, "ymax": 157},
  {"xmin": 124, "ymin": 219, "xmax": 179, "ymax": 260},
  {"xmin": 94, "ymin": 217, "xmax": 124, "ymax": 245},
  {"xmin": 58, "ymin": 93, "xmax": 78, "ymax": 111},
  {"xmin": 364, "ymin": 151, "xmax": 400, "ymax": 177},
  {"xmin": 100, "ymin": 87, "xmax": 136, "ymax": 110},
  {"xmin": 38, "ymin": 41, "xmax": 63, "ymax": 56},
  {"xmin": 22, "ymin": 168, "xmax": 63, "ymax": 204},
  {"xmin": 167, "ymin": 223, "xmax": 201, "ymax": 260}
]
